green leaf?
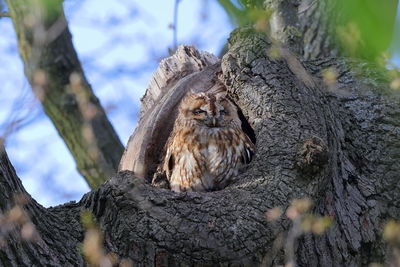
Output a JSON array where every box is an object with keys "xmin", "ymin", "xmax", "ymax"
[{"xmin": 334, "ymin": 0, "xmax": 399, "ymax": 61}]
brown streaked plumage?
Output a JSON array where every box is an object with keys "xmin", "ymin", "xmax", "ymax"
[{"xmin": 162, "ymin": 91, "xmax": 255, "ymax": 192}]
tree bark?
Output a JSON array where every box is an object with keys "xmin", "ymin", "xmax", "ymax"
[
  {"xmin": 5, "ymin": 0, "xmax": 124, "ymax": 189},
  {"xmin": 2, "ymin": 27, "xmax": 400, "ymax": 266},
  {"xmin": 267, "ymin": 0, "xmax": 398, "ymax": 60}
]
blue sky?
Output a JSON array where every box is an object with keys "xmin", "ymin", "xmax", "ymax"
[{"xmin": 0, "ymin": 0, "xmax": 399, "ymax": 207}]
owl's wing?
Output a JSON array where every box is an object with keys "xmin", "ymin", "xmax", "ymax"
[
  {"xmin": 163, "ymin": 144, "xmax": 175, "ymax": 179},
  {"xmin": 241, "ymin": 136, "xmax": 255, "ymax": 164}
]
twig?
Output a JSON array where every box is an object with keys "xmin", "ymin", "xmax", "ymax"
[{"xmin": 172, "ymin": 0, "xmax": 180, "ymax": 51}]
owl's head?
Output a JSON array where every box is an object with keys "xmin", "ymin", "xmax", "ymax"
[{"xmin": 178, "ymin": 92, "xmax": 241, "ymax": 128}]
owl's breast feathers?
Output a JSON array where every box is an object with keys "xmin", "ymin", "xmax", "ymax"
[{"xmin": 164, "ymin": 126, "xmax": 254, "ymax": 192}]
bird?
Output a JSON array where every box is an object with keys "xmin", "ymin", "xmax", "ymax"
[{"xmin": 162, "ymin": 91, "xmax": 255, "ymax": 192}]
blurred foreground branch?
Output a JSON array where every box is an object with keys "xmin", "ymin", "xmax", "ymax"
[{"xmin": 5, "ymin": 0, "xmax": 124, "ymax": 188}]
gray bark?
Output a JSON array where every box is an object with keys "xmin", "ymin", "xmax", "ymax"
[{"xmin": 2, "ymin": 27, "xmax": 400, "ymax": 266}]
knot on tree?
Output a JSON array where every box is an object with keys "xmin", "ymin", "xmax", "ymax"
[{"xmin": 296, "ymin": 136, "xmax": 328, "ymax": 176}]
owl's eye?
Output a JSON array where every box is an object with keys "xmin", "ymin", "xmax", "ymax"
[
  {"xmin": 193, "ymin": 109, "xmax": 206, "ymax": 115},
  {"xmin": 220, "ymin": 109, "xmax": 228, "ymax": 115}
]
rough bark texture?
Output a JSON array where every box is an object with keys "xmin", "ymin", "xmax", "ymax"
[
  {"xmin": 5, "ymin": 0, "xmax": 124, "ymax": 189},
  {"xmin": 2, "ymin": 27, "xmax": 400, "ymax": 266},
  {"xmin": 223, "ymin": 28, "xmax": 398, "ymax": 266}
]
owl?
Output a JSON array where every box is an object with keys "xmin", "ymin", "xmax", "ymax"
[{"xmin": 162, "ymin": 91, "xmax": 255, "ymax": 192}]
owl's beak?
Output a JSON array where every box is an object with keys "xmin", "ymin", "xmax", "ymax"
[{"xmin": 212, "ymin": 118, "xmax": 217, "ymax": 126}]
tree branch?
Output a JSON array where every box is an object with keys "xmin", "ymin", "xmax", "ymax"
[{"xmin": 5, "ymin": 0, "xmax": 124, "ymax": 188}]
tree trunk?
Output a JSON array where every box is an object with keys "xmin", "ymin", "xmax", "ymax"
[
  {"xmin": 2, "ymin": 24, "xmax": 400, "ymax": 265},
  {"xmin": 5, "ymin": 0, "xmax": 124, "ymax": 189}
]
